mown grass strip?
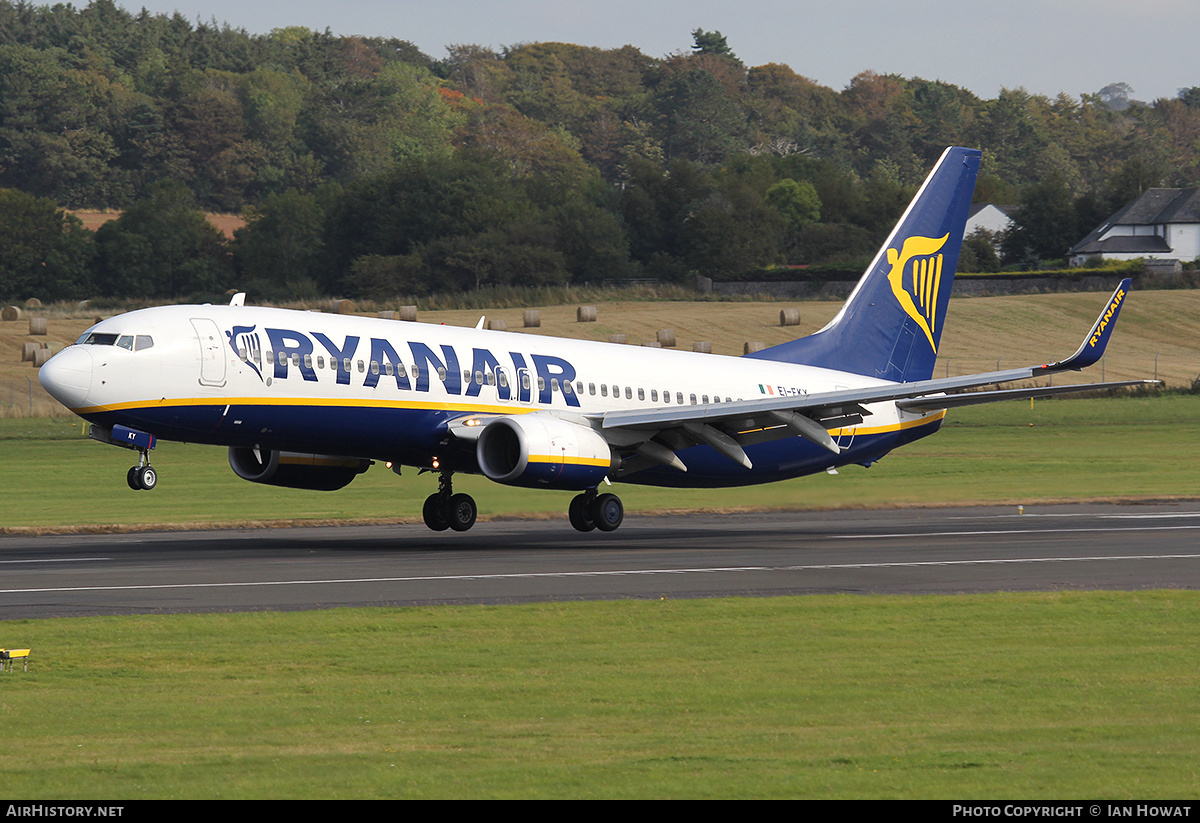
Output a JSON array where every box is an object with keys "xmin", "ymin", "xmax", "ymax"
[
  {"xmin": 1, "ymin": 592, "xmax": 1198, "ymax": 799},
  {"xmin": 2, "ymin": 395, "xmax": 1198, "ymax": 531}
]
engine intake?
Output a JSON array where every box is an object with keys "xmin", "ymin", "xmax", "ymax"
[
  {"xmin": 228, "ymin": 447, "xmax": 369, "ymax": 491},
  {"xmin": 476, "ymin": 415, "xmax": 615, "ymax": 490}
]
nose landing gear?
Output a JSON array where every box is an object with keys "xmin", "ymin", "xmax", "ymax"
[
  {"xmin": 126, "ymin": 458, "xmax": 158, "ymax": 491},
  {"xmin": 86, "ymin": 424, "xmax": 159, "ymax": 492}
]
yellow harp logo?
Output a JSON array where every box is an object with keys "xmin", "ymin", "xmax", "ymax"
[{"xmin": 886, "ymin": 233, "xmax": 949, "ymax": 351}]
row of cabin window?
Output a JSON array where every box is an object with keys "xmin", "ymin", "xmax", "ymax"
[{"xmin": 255, "ymin": 349, "xmax": 735, "ymax": 405}]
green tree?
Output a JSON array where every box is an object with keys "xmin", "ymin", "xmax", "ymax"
[
  {"xmin": 659, "ymin": 68, "xmax": 748, "ymax": 164},
  {"xmin": 1001, "ymin": 173, "xmax": 1079, "ymax": 267},
  {"xmin": 958, "ymin": 228, "xmax": 1002, "ymax": 273},
  {"xmin": 691, "ymin": 29, "xmax": 738, "ymax": 63},
  {"xmin": 94, "ymin": 179, "xmax": 230, "ymax": 296},
  {"xmin": 766, "ymin": 177, "xmax": 821, "ymax": 261},
  {"xmin": 1179, "ymin": 87, "xmax": 1200, "ymax": 109},
  {"xmin": 0, "ymin": 44, "xmax": 123, "ymax": 206},
  {"xmin": 0, "ymin": 188, "xmax": 94, "ymax": 301},
  {"xmin": 342, "ymin": 252, "xmax": 427, "ymax": 298},
  {"xmin": 232, "ymin": 188, "xmax": 332, "ymax": 299}
]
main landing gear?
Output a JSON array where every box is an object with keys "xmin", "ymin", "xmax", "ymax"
[
  {"xmin": 422, "ymin": 472, "xmax": 477, "ymax": 532},
  {"xmin": 418, "ymin": 475, "xmax": 625, "ymax": 534},
  {"xmin": 568, "ymin": 489, "xmax": 624, "ymax": 533}
]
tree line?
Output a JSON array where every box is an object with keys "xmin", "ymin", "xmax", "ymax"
[{"xmin": 3, "ymin": 1, "xmax": 1200, "ymax": 303}]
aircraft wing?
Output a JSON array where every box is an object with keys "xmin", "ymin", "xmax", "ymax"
[{"xmin": 589, "ymin": 279, "xmax": 1155, "ymax": 470}]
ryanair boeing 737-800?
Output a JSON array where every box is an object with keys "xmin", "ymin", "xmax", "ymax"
[{"xmin": 38, "ymin": 147, "xmax": 1150, "ymax": 533}]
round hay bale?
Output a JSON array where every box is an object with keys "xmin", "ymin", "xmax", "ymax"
[
  {"xmin": 333, "ymin": 299, "xmax": 356, "ymax": 315},
  {"xmin": 2, "ymin": 306, "xmax": 21, "ymax": 321},
  {"xmin": 32, "ymin": 348, "xmax": 52, "ymax": 366},
  {"xmin": 76, "ymin": 300, "xmax": 90, "ymax": 311},
  {"xmin": 644, "ymin": 341, "xmax": 662, "ymax": 348},
  {"xmin": 656, "ymin": 328, "xmax": 676, "ymax": 347},
  {"xmin": 21, "ymin": 342, "xmax": 40, "ymax": 361},
  {"xmin": 378, "ymin": 310, "xmax": 395, "ymax": 320},
  {"xmin": 780, "ymin": 307, "xmax": 801, "ymax": 326},
  {"xmin": 29, "ymin": 317, "xmax": 48, "ymax": 335},
  {"xmin": 399, "ymin": 305, "xmax": 418, "ymax": 322},
  {"xmin": 487, "ymin": 319, "xmax": 507, "ymax": 331},
  {"xmin": 608, "ymin": 334, "xmax": 627, "ymax": 345},
  {"xmin": 24, "ymin": 298, "xmax": 41, "ymax": 309},
  {"xmin": 744, "ymin": 341, "xmax": 766, "ymax": 355},
  {"xmin": 693, "ymin": 341, "xmax": 712, "ymax": 353},
  {"xmin": 523, "ymin": 310, "xmax": 541, "ymax": 328},
  {"xmin": 577, "ymin": 305, "xmax": 597, "ymax": 322}
]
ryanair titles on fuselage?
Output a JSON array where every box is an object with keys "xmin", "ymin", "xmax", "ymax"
[{"xmin": 226, "ymin": 323, "xmax": 580, "ymax": 407}]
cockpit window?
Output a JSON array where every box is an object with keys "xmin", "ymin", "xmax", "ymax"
[
  {"xmin": 78, "ymin": 332, "xmax": 154, "ymax": 350},
  {"xmin": 81, "ymin": 332, "xmax": 119, "ymax": 346}
]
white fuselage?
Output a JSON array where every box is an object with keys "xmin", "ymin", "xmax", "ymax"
[{"xmin": 41, "ymin": 303, "xmax": 940, "ymax": 487}]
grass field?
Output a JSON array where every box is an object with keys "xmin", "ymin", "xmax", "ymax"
[
  {"xmin": 1, "ymin": 394, "xmax": 1197, "ymax": 532},
  {"xmin": 2, "ymin": 291, "xmax": 1198, "ymax": 798},
  {"xmin": 2, "ymin": 397, "xmax": 1197, "ymax": 798},
  {"xmin": 2, "ymin": 592, "xmax": 1199, "ymax": 798}
]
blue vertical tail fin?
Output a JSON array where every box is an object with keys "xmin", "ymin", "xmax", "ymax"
[{"xmin": 748, "ymin": 146, "xmax": 982, "ymax": 382}]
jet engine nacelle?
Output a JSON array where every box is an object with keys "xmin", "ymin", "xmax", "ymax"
[
  {"xmin": 476, "ymin": 415, "xmax": 616, "ymax": 490},
  {"xmin": 228, "ymin": 447, "xmax": 370, "ymax": 491}
]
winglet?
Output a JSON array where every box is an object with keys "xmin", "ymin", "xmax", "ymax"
[{"xmin": 1041, "ymin": 278, "xmax": 1131, "ymax": 373}]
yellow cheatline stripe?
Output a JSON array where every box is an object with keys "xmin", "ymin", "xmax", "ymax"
[
  {"xmin": 528, "ymin": 454, "xmax": 612, "ymax": 468},
  {"xmin": 72, "ymin": 395, "xmax": 525, "ymax": 417},
  {"xmin": 827, "ymin": 410, "xmax": 945, "ymax": 436},
  {"xmin": 735, "ymin": 410, "xmax": 945, "ymax": 439}
]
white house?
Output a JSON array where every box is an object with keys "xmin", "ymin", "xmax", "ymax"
[
  {"xmin": 1069, "ymin": 188, "xmax": 1200, "ymax": 267},
  {"xmin": 963, "ymin": 203, "xmax": 1015, "ymax": 239}
]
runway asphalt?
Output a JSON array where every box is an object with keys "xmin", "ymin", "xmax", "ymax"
[{"xmin": 2, "ymin": 502, "xmax": 1200, "ymax": 618}]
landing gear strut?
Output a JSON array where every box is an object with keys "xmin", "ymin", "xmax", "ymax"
[
  {"xmin": 87, "ymin": 424, "xmax": 158, "ymax": 491},
  {"xmin": 422, "ymin": 472, "xmax": 477, "ymax": 532},
  {"xmin": 569, "ymin": 489, "xmax": 623, "ymax": 533}
]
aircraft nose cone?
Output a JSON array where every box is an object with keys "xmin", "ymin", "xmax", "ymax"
[{"xmin": 39, "ymin": 346, "xmax": 93, "ymax": 409}]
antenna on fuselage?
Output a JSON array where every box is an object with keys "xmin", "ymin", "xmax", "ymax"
[{"xmin": 229, "ymin": 292, "xmax": 246, "ymax": 307}]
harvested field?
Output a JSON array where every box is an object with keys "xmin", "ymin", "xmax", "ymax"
[
  {"xmin": 2, "ymin": 290, "xmax": 1197, "ymax": 416},
  {"xmin": 68, "ymin": 211, "xmax": 246, "ymax": 239}
]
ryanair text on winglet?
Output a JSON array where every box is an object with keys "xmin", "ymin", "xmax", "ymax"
[{"xmin": 1089, "ymin": 287, "xmax": 1126, "ymax": 348}]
